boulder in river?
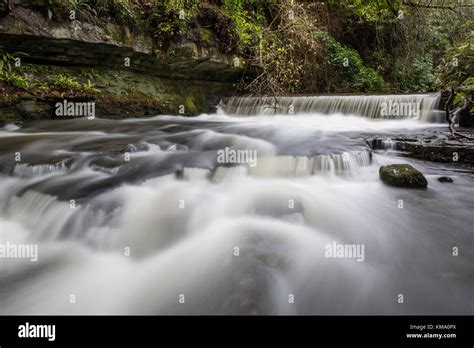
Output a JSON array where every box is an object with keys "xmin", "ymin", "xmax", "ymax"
[
  {"xmin": 379, "ymin": 164, "xmax": 428, "ymax": 188},
  {"xmin": 438, "ymin": 176, "xmax": 454, "ymax": 183}
]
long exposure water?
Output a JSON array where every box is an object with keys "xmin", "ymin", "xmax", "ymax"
[{"xmin": 0, "ymin": 94, "xmax": 472, "ymax": 314}]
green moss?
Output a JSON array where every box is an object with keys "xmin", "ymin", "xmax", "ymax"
[
  {"xmin": 184, "ymin": 95, "xmax": 197, "ymax": 115},
  {"xmin": 197, "ymin": 26, "xmax": 214, "ymax": 46},
  {"xmin": 1, "ymin": 61, "xmax": 234, "ymax": 121},
  {"xmin": 379, "ymin": 164, "xmax": 428, "ymax": 189},
  {"xmin": 0, "ymin": 96, "xmax": 21, "ymax": 126},
  {"xmin": 97, "ymin": 90, "xmax": 163, "ymax": 117},
  {"xmin": 0, "ymin": 95, "xmax": 20, "ymax": 107}
]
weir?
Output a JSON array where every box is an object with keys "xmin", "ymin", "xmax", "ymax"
[{"xmin": 219, "ymin": 93, "xmax": 442, "ymax": 122}]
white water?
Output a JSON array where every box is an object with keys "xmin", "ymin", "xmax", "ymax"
[
  {"xmin": 0, "ymin": 94, "xmax": 473, "ymax": 315},
  {"xmin": 220, "ymin": 93, "xmax": 441, "ymax": 121}
]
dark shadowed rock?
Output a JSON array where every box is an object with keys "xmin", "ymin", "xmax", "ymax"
[
  {"xmin": 379, "ymin": 164, "xmax": 428, "ymax": 189},
  {"xmin": 438, "ymin": 176, "xmax": 454, "ymax": 183}
]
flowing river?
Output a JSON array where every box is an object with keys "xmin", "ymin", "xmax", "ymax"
[{"xmin": 0, "ymin": 94, "xmax": 473, "ymax": 315}]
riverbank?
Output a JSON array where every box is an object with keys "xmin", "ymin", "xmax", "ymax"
[
  {"xmin": 0, "ymin": 3, "xmax": 245, "ymax": 124},
  {"xmin": 0, "ymin": 64, "xmax": 237, "ymax": 124}
]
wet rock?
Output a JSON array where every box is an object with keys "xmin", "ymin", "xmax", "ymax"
[
  {"xmin": 256, "ymin": 253, "xmax": 287, "ymax": 269},
  {"xmin": 398, "ymin": 142, "xmax": 474, "ymax": 165},
  {"xmin": 457, "ymin": 103, "xmax": 472, "ymax": 128},
  {"xmin": 386, "ymin": 127, "xmax": 474, "ymax": 166},
  {"xmin": 71, "ymin": 137, "xmax": 140, "ymax": 154},
  {"xmin": 379, "ymin": 164, "xmax": 428, "ymax": 189},
  {"xmin": 438, "ymin": 176, "xmax": 454, "ymax": 183},
  {"xmin": 369, "ymin": 138, "xmax": 397, "ymax": 151},
  {"xmin": 225, "ymin": 271, "xmax": 262, "ymax": 315},
  {"xmin": 394, "ymin": 137, "xmax": 418, "ymax": 142}
]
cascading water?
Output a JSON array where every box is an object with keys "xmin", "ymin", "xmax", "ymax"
[
  {"xmin": 0, "ymin": 93, "xmax": 473, "ymax": 315},
  {"xmin": 220, "ymin": 93, "xmax": 441, "ymax": 121}
]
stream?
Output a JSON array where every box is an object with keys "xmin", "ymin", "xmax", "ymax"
[{"xmin": 0, "ymin": 94, "xmax": 473, "ymax": 314}]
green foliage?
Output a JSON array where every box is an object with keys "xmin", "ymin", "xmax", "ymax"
[
  {"xmin": 244, "ymin": 1, "xmax": 326, "ymax": 95},
  {"xmin": 2, "ymin": 0, "xmax": 471, "ymax": 96},
  {"xmin": 109, "ymin": 0, "xmax": 137, "ymax": 24},
  {"xmin": 50, "ymin": 74, "xmax": 82, "ymax": 90},
  {"xmin": 195, "ymin": 2, "xmax": 237, "ymax": 52},
  {"xmin": 68, "ymin": 0, "xmax": 98, "ymax": 15},
  {"xmin": 0, "ymin": 47, "xmax": 31, "ymax": 91},
  {"xmin": 49, "ymin": 74, "xmax": 100, "ymax": 94},
  {"xmin": 47, "ymin": 0, "xmax": 140, "ymax": 25},
  {"xmin": 316, "ymin": 31, "xmax": 385, "ymax": 92},
  {"xmin": 460, "ymin": 77, "xmax": 474, "ymax": 94},
  {"xmin": 142, "ymin": 0, "xmax": 205, "ymax": 50},
  {"xmin": 146, "ymin": 2, "xmax": 183, "ymax": 49},
  {"xmin": 220, "ymin": 0, "xmax": 265, "ymax": 51},
  {"xmin": 144, "ymin": 0, "xmax": 268, "ymax": 52},
  {"xmin": 162, "ymin": 0, "xmax": 199, "ymax": 10},
  {"xmin": 390, "ymin": 55, "xmax": 439, "ymax": 93},
  {"xmin": 46, "ymin": 0, "xmax": 100, "ymax": 20},
  {"xmin": 0, "ymin": 49, "xmax": 15, "ymax": 75},
  {"xmin": 256, "ymin": 31, "xmax": 305, "ymax": 93},
  {"xmin": 2, "ymin": 73, "xmax": 30, "ymax": 90},
  {"xmin": 80, "ymin": 80, "xmax": 100, "ymax": 94},
  {"xmin": 322, "ymin": 1, "xmax": 468, "ymax": 93},
  {"xmin": 80, "ymin": 68, "xmax": 100, "ymax": 81},
  {"xmin": 452, "ymin": 77, "xmax": 474, "ymax": 106},
  {"xmin": 411, "ymin": 56, "xmax": 439, "ymax": 91},
  {"xmin": 342, "ymin": 0, "xmax": 401, "ymax": 23},
  {"xmin": 437, "ymin": 32, "xmax": 474, "ymax": 90},
  {"xmin": 436, "ymin": 27, "xmax": 474, "ymax": 107}
]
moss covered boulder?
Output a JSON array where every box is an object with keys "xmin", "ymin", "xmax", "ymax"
[{"xmin": 379, "ymin": 164, "xmax": 428, "ymax": 189}]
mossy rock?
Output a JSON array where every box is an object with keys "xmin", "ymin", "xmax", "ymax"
[{"xmin": 379, "ymin": 164, "xmax": 428, "ymax": 189}]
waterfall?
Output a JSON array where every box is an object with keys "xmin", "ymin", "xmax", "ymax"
[
  {"xmin": 1, "ymin": 100, "xmax": 472, "ymax": 316},
  {"xmin": 13, "ymin": 163, "xmax": 68, "ymax": 178},
  {"xmin": 219, "ymin": 93, "xmax": 441, "ymax": 121}
]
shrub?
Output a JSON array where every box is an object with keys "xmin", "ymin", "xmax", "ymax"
[
  {"xmin": 2, "ymin": 73, "xmax": 30, "ymax": 90},
  {"xmin": 316, "ymin": 31, "xmax": 386, "ymax": 93},
  {"xmin": 244, "ymin": 1, "xmax": 324, "ymax": 95},
  {"xmin": 146, "ymin": 2, "xmax": 183, "ymax": 49}
]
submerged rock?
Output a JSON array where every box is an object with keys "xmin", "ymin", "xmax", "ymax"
[
  {"xmin": 379, "ymin": 164, "xmax": 428, "ymax": 188},
  {"xmin": 438, "ymin": 176, "xmax": 454, "ymax": 183}
]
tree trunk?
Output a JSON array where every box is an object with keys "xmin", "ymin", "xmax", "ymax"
[
  {"xmin": 458, "ymin": 99, "xmax": 473, "ymax": 128},
  {"xmin": 445, "ymin": 88, "xmax": 473, "ymax": 139}
]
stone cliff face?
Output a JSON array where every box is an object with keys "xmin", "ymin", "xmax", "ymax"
[{"xmin": 0, "ymin": 2, "xmax": 244, "ymax": 123}]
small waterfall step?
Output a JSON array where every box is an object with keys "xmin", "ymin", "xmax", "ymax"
[{"xmin": 219, "ymin": 94, "xmax": 441, "ymax": 122}]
